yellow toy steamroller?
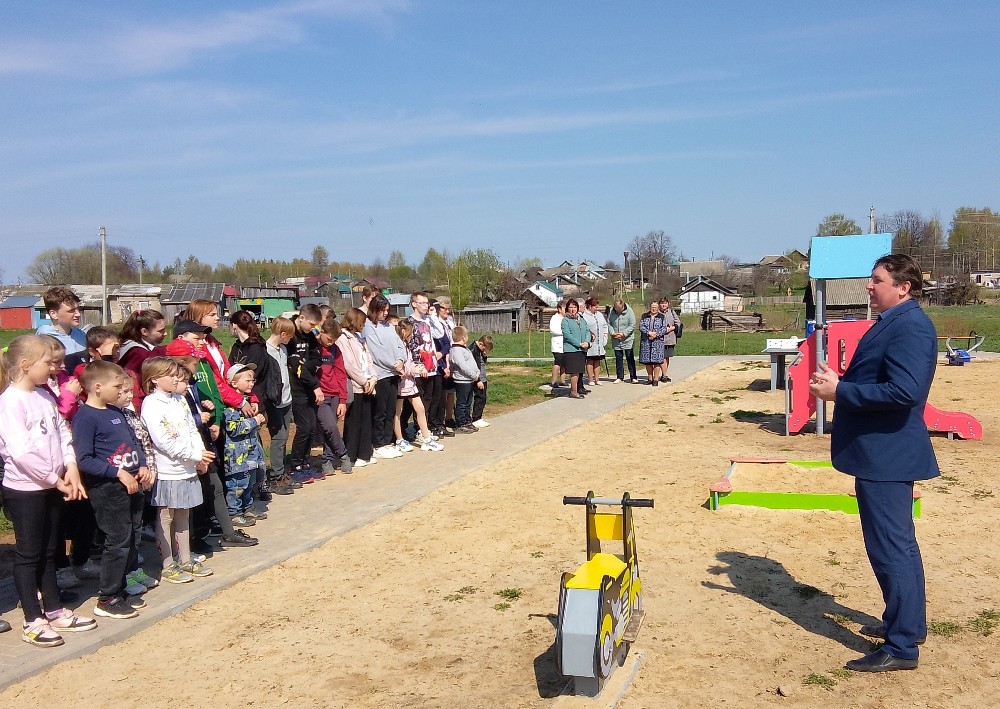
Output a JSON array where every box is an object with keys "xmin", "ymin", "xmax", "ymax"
[{"xmin": 556, "ymin": 491, "xmax": 653, "ymax": 697}]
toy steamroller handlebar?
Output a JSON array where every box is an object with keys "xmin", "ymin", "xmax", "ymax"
[{"xmin": 563, "ymin": 493, "xmax": 654, "ymax": 508}]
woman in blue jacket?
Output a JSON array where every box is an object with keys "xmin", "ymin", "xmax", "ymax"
[{"xmin": 560, "ymin": 299, "xmax": 591, "ymax": 399}]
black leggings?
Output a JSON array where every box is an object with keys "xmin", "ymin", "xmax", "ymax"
[{"xmin": 3, "ymin": 487, "xmax": 63, "ymax": 622}]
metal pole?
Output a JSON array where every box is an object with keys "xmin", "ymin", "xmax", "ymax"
[
  {"xmin": 100, "ymin": 225, "xmax": 108, "ymax": 325},
  {"xmin": 815, "ymin": 279, "xmax": 826, "ymax": 435}
]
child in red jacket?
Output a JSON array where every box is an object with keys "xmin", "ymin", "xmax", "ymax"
[{"xmin": 316, "ymin": 315, "xmax": 352, "ymax": 474}]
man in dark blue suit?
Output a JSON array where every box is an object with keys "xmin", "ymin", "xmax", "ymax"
[{"xmin": 809, "ymin": 254, "xmax": 939, "ymax": 672}]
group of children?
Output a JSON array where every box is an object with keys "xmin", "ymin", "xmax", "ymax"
[{"xmin": 0, "ymin": 286, "xmax": 496, "ymax": 648}]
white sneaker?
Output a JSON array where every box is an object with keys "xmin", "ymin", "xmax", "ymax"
[
  {"xmin": 353, "ymin": 458, "xmax": 370, "ymax": 468},
  {"xmin": 472, "ymin": 419, "xmax": 490, "ymax": 428},
  {"xmin": 73, "ymin": 561, "xmax": 101, "ymax": 580},
  {"xmin": 613, "ymin": 378, "xmax": 623, "ymax": 383},
  {"xmin": 396, "ymin": 439, "xmax": 414, "ymax": 453},
  {"xmin": 421, "ymin": 439, "xmax": 444, "ymax": 452},
  {"xmin": 56, "ymin": 567, "xmax": 82, "ymax": 590},
  {"xmin": 376, "ymin": 445, "xmax": 403, "ymax": 459}
]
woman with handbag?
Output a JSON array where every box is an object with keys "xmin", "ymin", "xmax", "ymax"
[{"xmin": 657, "ymin": 297, "xmax": 681, "ymax": 383}]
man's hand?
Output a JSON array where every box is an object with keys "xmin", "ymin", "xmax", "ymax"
[
  {"xmin": 241, "ymin": 401, "xmax": 254, "ymax": 417},
  {"xmin": 117, "ymin": 468, "xmax": 139, "ymax": 494},
  {"xmin": 808, "ymin": 361, "xmax": 840, "ymax": 402},
  {"xmin": 200, "ymin": 449, "xmax": 217, "ymax": 466}
]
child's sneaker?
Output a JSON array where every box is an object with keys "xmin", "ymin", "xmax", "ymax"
[
  {"xmin": 127, "ymin": 568, "xmax": 159, "ymax": 589},
  {"xmin": 21, "ymin": 619, "xmax": 64, "ymax": 647},
  {"xmin": 339, "ymin": 455, "xmax": 353, "ymax": 474},
  {"xmin": 93, "ymin": 595, "xmax": 140, "ymax": 619},
  {"xmin": 244, "ymin": 509, "xmax": 267, "ymax": 521},
  {"xmin": 72, "ymin": 560, "xmax": 101, "ymax": 579},
  {"xmin": 422, "ymin": 439, "xmax": 445, "ymax": 452},
  {"xmin": 161, "ymin": 562, "xmax": 194, "ymax": 584},
  {"xmin": 230, "ymin": 514, "xmax": 256, "ymax": 528},
  {"xmin": 396, "ymin": 438, "xmax": 414, "ymax": 453},
  {"xmin": 47, "ymin": 608, "xmax": 97, "ymax": 633},
  {"xmin": 124, "ymin": 579, "xmax": 147, "ymax": 596},
  {"xmin": 456, "ymin": 423, "xmax": 477, "ymax": 434},
  {"xmin": 290, "ymin": 466, "xmax": 318, "ymax": 484},
  {"xmin": 353, "ymin": 458, "xmax": 370, "ymax": 468},
  {"xmin": 472, "ymin": 418, "xmax": 490, "ymax": 428},
  {"xmin": 221, "ymin": 530, "xmax": 259, "ymax": 547},
  {"xmin": 129, "ymin": 595, "xmax": 147, "ymax": 609},
  {"xmin": 180, "ymin": 561, "xmax": 214, "ymax": 578},
  {"xmin": 56, "ymin": 567, "xmax": 82, "ymax": 589},
  {"xmin": 188, "ymin": 552, "xmax": 207, "ymax": 564}
]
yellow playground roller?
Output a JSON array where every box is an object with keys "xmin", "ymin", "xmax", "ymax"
[{"xmin": 556, "ymin": 491, "xmax": 654, "ymax": 697}]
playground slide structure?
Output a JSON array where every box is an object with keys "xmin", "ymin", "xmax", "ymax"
[{"xmin": 785, "ymin": 320, "xmax": 983, "ymax": 440}]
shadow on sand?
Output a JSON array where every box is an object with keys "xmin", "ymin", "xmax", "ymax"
[{"xmin": 703, "ymin": 550, "xmax": 879, "ymax": 653}]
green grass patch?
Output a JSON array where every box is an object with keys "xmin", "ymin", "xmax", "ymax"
[
  {"xmin": 731, "ymin": 409, "xmax": 772, "ymax": 421},
  {"xmin": 493, "ymin": 602, "xmax": 511, "ymax": 612},
  {"xmin": 802, "ymin": 673, "xmax": 836, "ymax": 690},
  {"xmin": 494, "ymin": 588, "xmax": 523, "ymax": 601},
  {"xmin": 793, "ymin": 584, "xmax": 823, "ymax": 600},
  {"xmin": 0, "ymin": 511, "xmax": 11, "ymax": 534},
  {"xmin": 928, "ymin": 620, "xmax": 963, "ymax": 638},
  {"xmin": 968, "ymin": 609, "xmax": 1000, "ymax": 636}
]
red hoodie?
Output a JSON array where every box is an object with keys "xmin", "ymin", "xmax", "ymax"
[{"xmin": 318, "ymin": 344, "xmax": 348, "ymax": 401}]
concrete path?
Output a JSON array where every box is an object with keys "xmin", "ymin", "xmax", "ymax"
[{"xmin": 0, "ymin": 356, "xmax": 733, "ymax": 690}]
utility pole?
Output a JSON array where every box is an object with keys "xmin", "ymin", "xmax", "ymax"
[
  {"xmin": 138, "ymin": 256, "xmax": 145, "ymax": 285},
  {"xmin": 100, "ymin": 226, "xmax": 108, "ymax": 325},
  {"xmin": 869, "ymin": 206, "xmax": 876, "ymax": 234}
]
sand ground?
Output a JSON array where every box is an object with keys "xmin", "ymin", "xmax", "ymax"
[{"xmin": 2, "ymin": 359, "xmax": 998, "ymax": 708}]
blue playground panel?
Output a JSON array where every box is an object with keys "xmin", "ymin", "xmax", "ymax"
[{"xmin": 809, "ymin": 233, "xmax": 893, "ymax": 279}]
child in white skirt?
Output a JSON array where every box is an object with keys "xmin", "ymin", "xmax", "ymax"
[{"xmin": 140, "ymin": 357, "xmax": 216, "ymax": 584}]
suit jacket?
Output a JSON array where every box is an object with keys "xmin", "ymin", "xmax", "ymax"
[{"xmin": 831, "ymin": 299, "xmax": 940, "ymax": 482}]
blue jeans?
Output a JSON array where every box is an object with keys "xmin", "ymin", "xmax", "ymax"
[
  {"xmin": 224, "ymin": 468, "xmax": 256, "ymax": 516},
  {"xmin": 454, "ymin": 382, "xmax": 474, "ymax": 426}
]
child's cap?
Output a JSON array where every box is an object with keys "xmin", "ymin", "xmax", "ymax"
[
  {"xmin": 227, "ymin": 362, "xmax": 256, "ymax": 383},
  {"xmin": 174, "ymin": 319, "xmax": 212, "ymax": 336}
]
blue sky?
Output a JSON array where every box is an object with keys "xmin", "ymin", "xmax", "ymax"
[{"xmin": 1, "ymin": 1, "xmax": 998, "ymax": 281}]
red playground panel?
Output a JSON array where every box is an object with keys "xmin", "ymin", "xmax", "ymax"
[{"xmin": 785, "ymin": 319, "xmax": 983, "ymax": 439}]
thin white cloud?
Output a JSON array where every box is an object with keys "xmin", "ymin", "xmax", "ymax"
[{"xmin": 0, "ymin": 0, "xmax": 409, "ymax": 77}]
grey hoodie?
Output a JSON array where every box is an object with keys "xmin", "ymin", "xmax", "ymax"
[
  {"xmin": 448, "ymin": 344, "xmax": 480, "ymax": 383},
  {"xmin": 362, "ymin": 320, "xmax": 406, "ymax": 380}
]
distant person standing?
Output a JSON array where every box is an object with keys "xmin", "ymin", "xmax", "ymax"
[
  {"xmin": 581, "ymin": 297, "xmax": 609, "ymax": 386},
  {"xmin": 809, "ymin": 254, "xmax": 938, "ymax": 673},
  {"xmin": 638, "ymin": 300, "xmax": 666, "ymax": 385},
  {"xmin": 548, "ymin": 301, "xmax": 567, "ymax": 389},
  {"xmin": 36, "ymin": 286, "xmax": 87, "ymax": 356},
  {"xmin": 657, "ymin": 297, "xmax": 681, "ymax": 383},
  {"xmin": 608, "ymin": 299, "xmax": 637, "ymax": 383}
]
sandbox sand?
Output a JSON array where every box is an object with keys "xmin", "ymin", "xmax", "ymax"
[{"xmin": 2, "ymin": 359, "xmax": 998, "ymax": 708}]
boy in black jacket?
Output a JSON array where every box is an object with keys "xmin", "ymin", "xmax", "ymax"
[{"xmin": 287, "ymin": 304, "xmax": 324, "ymax": 482}]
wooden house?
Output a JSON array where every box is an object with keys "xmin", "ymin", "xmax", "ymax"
[
  {"xmin": 460, "ymin": 300, "xmax": 529, "ymax": 334},
  {"xmin": 678, "ymin": 276, "xmax": 743, "ymax": 314},
  {"xmin": 108, "ymin": 284, "xmax": 166, "ymax": 323}
]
